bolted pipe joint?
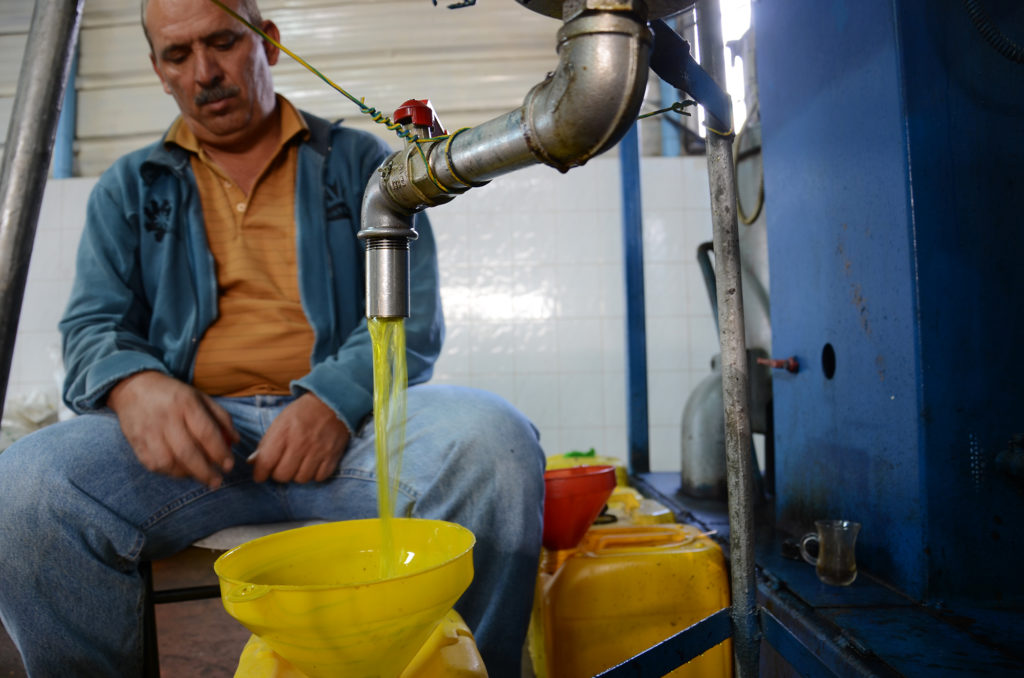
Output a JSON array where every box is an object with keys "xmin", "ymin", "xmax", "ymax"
[
  {"xmin": 375, "ymin": 137, "xmax": 473, "ymax": 214},
  {"xmin": 376, "ymin": 99, "xmax": 477, "ymax": 212},
  {"xmin": 522, "ymin": 10, "xmax": 652, "ymax": 172}
]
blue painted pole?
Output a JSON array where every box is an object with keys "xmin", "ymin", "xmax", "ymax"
[
  {"xmin": 619, "ymin": 122, "xmax": 650, "ymax": 475},
  {"xmin": 594, "ymin": 608, "xmax": 733, "ymax": 677},
  {"xmin": 52, "ymin": 47, "xmax": 78, "ymax": 179},
  {"xmin": 659, "ymin": 79, "xmax": 682, "ymax": 157}
]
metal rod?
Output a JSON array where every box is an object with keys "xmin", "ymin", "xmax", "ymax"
[
  {"xmin": 695, "ymin": 0, "xmax": 760, "ymax": 675},
  {"xmin": 619, "ymin": 122, "xmax": 650, "ymax": 475},
  {"xmin": 0, "ymin": 0, "xmax": 84, "ymax": 413}
]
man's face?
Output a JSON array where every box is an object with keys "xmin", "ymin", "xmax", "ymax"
[{"xmin": 146, "ymin": 0, "xmax": 279, "ymax": 146}]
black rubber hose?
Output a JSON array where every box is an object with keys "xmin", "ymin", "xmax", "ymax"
[{"xmin": 962, "ymin": 0, "xmax": 1024, "ymax": 64}]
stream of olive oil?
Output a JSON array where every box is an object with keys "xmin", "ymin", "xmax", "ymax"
[{"xmin": 369, "ymin": 317, "xmax": 408, "ymax": 580}]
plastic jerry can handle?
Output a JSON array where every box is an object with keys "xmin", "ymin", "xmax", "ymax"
[{"xmin": 586, "ymin": 527, "xmax": 696, "ymax": 552}]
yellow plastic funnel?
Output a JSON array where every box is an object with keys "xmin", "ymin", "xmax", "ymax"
[{"xmin": 213, "ymin": 518, "xmax": 476, "ymax": 678}]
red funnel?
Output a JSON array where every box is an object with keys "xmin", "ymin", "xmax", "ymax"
[{"xmin": 542, "ymin": 466, "xmax": 617, "ymax": 551}]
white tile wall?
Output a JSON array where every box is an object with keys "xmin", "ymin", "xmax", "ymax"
[
  {"xmin": 429, "ymin": 155, "xmax": 719, "ymax": 472},
  {"xmin": 5, "ymin": 155, "xmax": 721, "ymax": 472},
  {"xmin": 4, "ymin": 179, "xmax": 95, "ymax": 411}
]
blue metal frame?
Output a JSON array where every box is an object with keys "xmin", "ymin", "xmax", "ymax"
[
  {"xmin": 619, "ymin": 121, "xmax": 650, "ymax": 475},
  {"xmin": 616, "ymin": 1, "xmax": 1024, "ymax": 675},
  {"xmin": 594, "ymin": 608, "xmax": 733, "ymax": 677},
  {"xmin": 586, "ymin": 601, "xmax": 878, "ymax": 677},
  {"xmin": 658, "ymin": 79, "xmax": 683, "ymax": 157},
  {"xmin": 649, "ymin": 19, "xmax": 733, "ymax": 131},
  {"xmin": 623, "ymin": 15, "xmax": 737, "ymax": 476},
  {"xmin": 760, "ymin": 609, "xmax": 844, "ymax": 678},
  {"xmin": 607, "ymin": 17, "xmax": 749, "ymax": 673},
  {"xmin": 52, "ymin": 46, "xmax": 77, "ymax": 179}
]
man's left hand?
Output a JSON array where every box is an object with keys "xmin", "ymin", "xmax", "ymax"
[{"xmin": 250, "ymin": 393, "xmax": 350, "ymax": 483}]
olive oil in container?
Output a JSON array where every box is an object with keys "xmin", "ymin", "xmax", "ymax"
[{"xmin": 531, "ymin": 523, "xmax": 732, "ymax": 678}]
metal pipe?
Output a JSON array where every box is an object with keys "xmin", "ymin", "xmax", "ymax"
[
  {"xmin": 358, "ymin": 3, "xmax": 654, "ymax": 318},
  {"xmin": 0, "ymin": 0, "xmax": 84, "ymax": 413},
  {"xmin": 695, "ymin": 0, "xmax": 760, "ymax": 675}
]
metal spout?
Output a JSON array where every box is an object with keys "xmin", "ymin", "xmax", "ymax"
[
  {"xmin": 363, "ymin": 237, "xmax": 411, "ymax": 319},
  {"xmin": 357, "ymin": 176, "xmax": 418, "ymax": 319}
]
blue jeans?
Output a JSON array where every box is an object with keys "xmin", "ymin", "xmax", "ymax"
[{"xmin": 0, "ymin": 384, "xmax": 545, "ymax": 678}]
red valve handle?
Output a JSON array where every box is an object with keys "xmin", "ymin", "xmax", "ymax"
[{"xmin": 394, "ymin": 99, "xmax": 447, "ymax": 138}]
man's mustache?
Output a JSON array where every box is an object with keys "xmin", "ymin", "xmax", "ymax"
[{"xmin": 195, "ymin": 85, "xmax": 240, "ymax": 106}]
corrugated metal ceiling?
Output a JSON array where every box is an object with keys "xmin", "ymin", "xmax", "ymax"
[{"xmin": 2, "ymin": 0, "xmax": 668, "ymax": 176}]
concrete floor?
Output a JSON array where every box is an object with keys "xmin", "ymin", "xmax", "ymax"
[{"xmin": 0, "ymin": 547, "xmax": 251, "ymax": 677}]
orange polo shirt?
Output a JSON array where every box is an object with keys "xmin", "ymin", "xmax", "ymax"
[{"xmin": 166, "ymin": 97, "xmax": 315, "ymax": 396}]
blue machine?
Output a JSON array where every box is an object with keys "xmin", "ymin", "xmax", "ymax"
[
  {"xmin": 605, "ymin": 0, "xmax": 1024, "ymax": 674},
  {"xmin": 756, "ymin": 0, "xmax": 1024, "ymax": 606}
]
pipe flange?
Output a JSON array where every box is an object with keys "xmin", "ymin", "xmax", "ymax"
[
  {"xmin": 517, "ymin": 0, "xmax": 687, "ymax": 20},
  {"xmin": 556, "ymin": 9, "xmax": 654, "ymax": 41},
  {"xmin": 562, "ymin": 0, "xmax": 649, "ymax": 21}
]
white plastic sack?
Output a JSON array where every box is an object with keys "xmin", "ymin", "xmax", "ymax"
[{"xmin": 0, "ymin": 390, "xmax": 58, "ymax": 452}]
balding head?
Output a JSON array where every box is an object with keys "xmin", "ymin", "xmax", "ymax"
[
  {"xmin": 144, "ymin": 0, "xmax": 281, "ymax": 150},
  {"xmin": 141, "ymin": 0, "xmax": 262, "ymax": 50}
]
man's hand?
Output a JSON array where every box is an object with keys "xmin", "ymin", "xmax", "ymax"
[
  {"xmin": 249, "ymin": 393, "xmax": 350, "ymax": 484},
  {"xmin": 107, "ymin": 371, "xmax": 239, "ymax": 488}
]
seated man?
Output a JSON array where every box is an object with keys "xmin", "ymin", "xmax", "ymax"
[{"xmin": 0, "ymin": 0, "xmax": 544, "ymax": 675}]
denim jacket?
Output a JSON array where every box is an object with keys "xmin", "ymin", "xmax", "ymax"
[{"xmin": 59, "ymin": 111, "xmax": 443, "ymax": 432}]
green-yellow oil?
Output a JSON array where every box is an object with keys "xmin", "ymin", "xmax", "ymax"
[{"xmin": 369, "ymin": 317, "xmax": 408, "ymax": 580}]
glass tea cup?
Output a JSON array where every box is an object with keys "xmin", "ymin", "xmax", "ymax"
[{"xmin": 800, "ymin": 519, "xmax": 861, "ymax": 586}]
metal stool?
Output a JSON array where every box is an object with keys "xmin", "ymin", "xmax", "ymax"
[{"xmin": 140, "ymin": 521, "xmax": 324, "ymax": 677}]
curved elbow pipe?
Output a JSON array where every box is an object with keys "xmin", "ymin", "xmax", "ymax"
[
  {"xmin": 520, "ymin": 11, "xmax": 653, "ymax": 173},
  {"xmin": 371, "ymin": 8, "xmax": 652, "ymax": 211},
  {"xmin": 442, "ymin": 11, "xmax": 654, "ymax": 186},
  {"xmin": 359, "ymin": 6, "xmax": 652, "ymax": 317},
  {"xmin": 440, "ymin": 10, "xmax": 652, "ymax": 188}
]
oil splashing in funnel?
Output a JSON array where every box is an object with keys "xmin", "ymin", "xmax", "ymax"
[{"xmin": 214, "ymin": 519, "xmax": 475, "ymax": 678}]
